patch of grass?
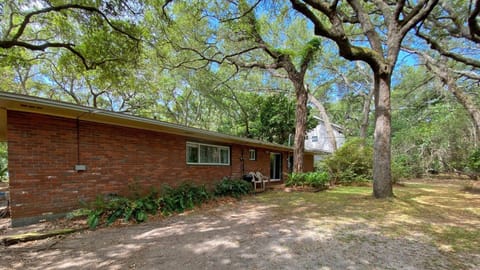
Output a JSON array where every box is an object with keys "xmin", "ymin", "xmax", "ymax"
[
  {"xmin": 428, "ymin": 225, "xmax": 480, "ymax": 252},
  {"xmin": 327, "ymin": 186, "xmax": 371, "ymax": 195},
  {"xmin": 252, "ymin": 180, "xmax": 480, "ymax": 254}
]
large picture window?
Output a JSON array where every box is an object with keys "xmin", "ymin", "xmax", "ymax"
[{"xmin": 187, "ymin": 142, "xmax": 230, "ymax": 165}]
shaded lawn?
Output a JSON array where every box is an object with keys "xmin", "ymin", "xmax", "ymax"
[{"xmin": 256, "ymin": 180, "xmax": 480, "ymax": 254}]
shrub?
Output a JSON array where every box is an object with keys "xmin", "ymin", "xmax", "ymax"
[
  {"xmin": 467, "ymin": 148, "xmax": 480, "ymax": 173},
  {"xmin": 392, "ymin": 154, "xmax": 416, "ymax": 183},
  {"xmin": 87, "ymin": 191, "xmax": 160, "ymax": 229},
  {"xmin": 285, "ymin": 172, "xmax": 306, "ymax": 187},
  {"xmin": 286, "ymin": 171, "xmax": 330, "ymax": 189},
  {"xmin": 85, "ymin": 179, "xmax": 255, "ymax": 229},
  {"xmin": 213, "ymin": 178, "xmax": 252, "ymax": 198},
  {"xmin": 323, "ymin": 138, "xmax": 373, "ymax": 185},
  {"xmin": 159, "ymin": 182, "xmax": 211, "ymax": 215}
]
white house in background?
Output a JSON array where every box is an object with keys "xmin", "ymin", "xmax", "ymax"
[{"xmin": 305, "ymin": 116, "xmax": 345, "ymax": 154}]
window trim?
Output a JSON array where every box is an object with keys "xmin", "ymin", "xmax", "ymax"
[
  {"xmin": 249, "ymin": 149, "xmax": 256, "ymax": 161},
  {"xmin": 186, "ymin": 141, "xmax": 230, "ymax": 166},
  {"xmin": 311, "ymin": 135, "xmax": 319, "ymax": 142}
]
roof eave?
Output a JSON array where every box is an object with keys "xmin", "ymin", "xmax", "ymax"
[{"xmin": 0, "ymin": 92, "xmax": 293, "ymax": 151}]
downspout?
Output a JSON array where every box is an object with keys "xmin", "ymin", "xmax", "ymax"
[
  {"xmin": 288, "ymin": 133, "xmax": 293, "ymax": 173},
  {"xmin": 74, "ymin": 110, "xmax": 99, "ymax": 172},
  {"xmin": 74, "ymin": 117, "xmax": 86, "ymax": 172},
  {"xmin": 76, "ymin": 118, "xmax": 81, "ymax": 165},
  {"xmin": 240, "ymin": 147, "xmax": 245, "ymax": 177}
]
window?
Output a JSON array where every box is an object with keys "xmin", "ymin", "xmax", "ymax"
[
  {"xmin": 249, "ymin": 149, "xmax": 256, "ymax": 161},
  {"xmin": 187, "ymin": 142, "xmax": 230, "ymax": 165},
  {"xmin": 312, "ymin": 136, "xmax": 318, "ymax": 142}
]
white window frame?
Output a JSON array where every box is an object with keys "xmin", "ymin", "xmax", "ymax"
[
  {"xmin": 186, "ymin": 142, "xmax": 230, "ymax": 166},
  {"xmin": 312, "ymin": 135, "xmax": 319, "ymax": 142},
  {"xmin": 249, "ymin": 149, "xmax": 256, "ymax": 161}
]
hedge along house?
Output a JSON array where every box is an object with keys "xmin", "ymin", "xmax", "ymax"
[{"xmin": 0, "ymin": 92, "xmax": 315, "ymax": 227}]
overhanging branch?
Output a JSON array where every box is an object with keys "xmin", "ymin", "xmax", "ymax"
[
  {"xmin": 416, "ymin": 30, "xmax": 480, "ymax": 68},
  {"xmin": 1, "ymin": 3, "xmax": 141, "ymax": 70}
]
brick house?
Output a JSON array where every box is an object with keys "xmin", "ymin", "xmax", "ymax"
[{"xmin": 0, "ymin": 92, "xmax": 314, "ymax": 227}]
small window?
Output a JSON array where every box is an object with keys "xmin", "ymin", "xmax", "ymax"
[
  {"xmin": 187, "ymin": 143, "xmax": 199, "ymax": 163},
  {"xmin": 249, "ymin": 149, "xmax": 256, "ymax": 161},
  {"xmin": 187, "ymin": 142, "xmax": 230, "ymax": 165},
  {"xmin": 312, "ymin": 136, "xmax": 318, "ymax": 142}
]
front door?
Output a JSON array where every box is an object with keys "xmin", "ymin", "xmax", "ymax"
[{"xmin": 270, "ymin": 153, "xmax": 282, "ymax": 181}]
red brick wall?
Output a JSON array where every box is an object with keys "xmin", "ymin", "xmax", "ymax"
[{"xmin": 7, "ymin": 111, "xmax": 299, "ymax": 225}]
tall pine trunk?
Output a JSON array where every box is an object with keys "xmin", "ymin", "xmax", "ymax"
[{"xmin": 373, "ymin": 72, "xmax": 393, "ymax": 198}]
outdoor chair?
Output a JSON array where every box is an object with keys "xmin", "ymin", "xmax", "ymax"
[{"xmin": 248, "ymin": 171, "xmax": 269, "ymax": 193}]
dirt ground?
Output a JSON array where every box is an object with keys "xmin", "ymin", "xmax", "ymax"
[{"xmin": 1, "ymin": 178, "xmax": 479, "ymax": 270}]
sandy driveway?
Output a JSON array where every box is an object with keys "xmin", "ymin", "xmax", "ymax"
[{"xmin": 2, "ymin": 188, "xmax": 478, "ymax": 270}]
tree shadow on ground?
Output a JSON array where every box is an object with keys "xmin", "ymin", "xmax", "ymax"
[{"xmin": 1, "ymin": 181, "xmax": 479, "ymax": 269}]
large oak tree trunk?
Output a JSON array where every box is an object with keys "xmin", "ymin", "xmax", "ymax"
[
  {"xmin": 293, "ymin": 82, "xmax": 308, "ymax": 173},
  {"xmin": 373, "ymin": 73, "xmax": 393, "ymax": 198}
]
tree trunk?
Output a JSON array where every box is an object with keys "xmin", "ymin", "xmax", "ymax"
[
  {"xmin": 293, "ymin": 81, "xmax": 308, "ymax": 173},
  {"xmin": 359, "ymin": 86, "xmax": 374, "ymax": 139},
  {"xmin": 308, "ymin": 93, "xmax": 337, "ymax": 151},
  {"xmin": 372, "ymin": 72, "xmax": 393, "ymax": 198}
]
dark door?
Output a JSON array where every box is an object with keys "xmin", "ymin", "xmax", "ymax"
[{"xmin": 270, "ymin": 153, "xmax": 282, "ymax": 180}]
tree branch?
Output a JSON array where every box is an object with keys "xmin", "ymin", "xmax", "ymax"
[
  {"xmin": 1, "ymin": 3, "xmax": 141, "ymax": 70},
  {"xmin": 348, "ymin": 0, "xmax": 384, "ymax": 53},
  {"xmin": 400, "ymin": 0, "xmax": 439, "ymax": 37},
  {"xmin": 290, "ymin": 0, "xmax": 383, "ymax": 71},
  {"xmin": 453, "ymin": 69, "xmax": 480, "ymax": 81},
  {"xmin": 393, "ymin": 0, "xmax": 406, "ymax": 21},
  {"xmin": 372, "ymin": 0, "xmax": 393, "ymax": 27},
  {"xmin": 11, "ymin": 4, "xmax": 140, "ymax": 42},
  {"xmin": 220, "ymin": 0, "xmax": 262, "ymax": 22},
  {"xmin": 468, "ymin": 0, "xmax": 480, "ymax": 39},
  {"xmin": 416, "ymin": 31, "xmax": 480, "ymax": 68},
  {"xmin": 0, "ymin": 40, "xmax": 94, "ymax": 69}
]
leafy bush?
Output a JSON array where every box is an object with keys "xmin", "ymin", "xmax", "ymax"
[
  {"xmin": 159, "ymin": 182, "xmax": 211, "ymax": 215},
  {"xmin": 213, "ymin": 178, "xmax": 252, "ymax": 198},
  {"xmin": 85, "ymin": 179, "xmax": 254, "ymax": 229},
  {"xmin": 323, "ymin": 138, "xmax": 373, "ymax": 185},
  {"xmin": 467, "ymin": 148, "xmax": 480, "ymax": 173},
  {"xmin": 87, "ymin": 191, "xmax": 160, "ymax": 229},
  {"xmin": 391, "ymin": 154, "xmax": 422, "ymax": 183},
  {"xmin": 286, "ymin": 171, "xmax": 330, "ymax": 189},
  {"xmin": 285, "ymin": 173, "xmax": 306, "ymax": 187}
]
